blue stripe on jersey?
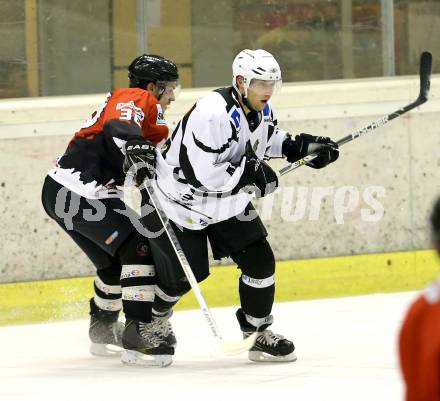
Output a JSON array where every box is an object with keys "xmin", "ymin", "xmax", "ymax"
[{"xmin": 263, "ymin": 103, "xmax": 270, "ymax": 117}]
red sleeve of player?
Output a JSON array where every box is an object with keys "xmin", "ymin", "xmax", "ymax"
[
  {"xmin": 399, "ymin": 295, "xmax": 440, "ymax": 401},
  {"xmin": 142, "ymin": 100, "xmax": 169, "ymax": 145}
]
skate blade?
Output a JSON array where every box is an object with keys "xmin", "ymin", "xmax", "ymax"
[
  {"xmin": 90, "ymin": 342, "xmax": 123, "ymax": 357},
  {"xmin": 121, "ymin": 349, "xmax": 173, "ymax": 368},
  {"xmin": 249, "ymin": 350, "xmax": 298, "ymax": 363},
  {"xmin": 222, "ymin": 332, "xmax": 258, "ymax": 356}
]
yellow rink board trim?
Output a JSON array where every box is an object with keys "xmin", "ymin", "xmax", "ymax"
[{"xmin": 1, "ymin": 249, "xmax": 439, "ymax": 325}]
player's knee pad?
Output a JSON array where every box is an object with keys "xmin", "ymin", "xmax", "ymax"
[
  {"xmin": 149, "ymin": 238, "xmax": 208, "ymax": 295},
  {"xmin": 232, "ymin": 238, "xmax": 275, "ymax": 280},
  {"xmin": 117, "ymin": 231, "xmax": 154, "ymax": 265},
  {"xmin": 96, "ymin": 261, "xmax": 121, "ymax": 284}
]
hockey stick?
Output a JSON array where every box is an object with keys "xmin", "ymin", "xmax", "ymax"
[
  {"xmin": 138, "ymin": 177, "xmax": 257, "ymax": 356},
  {"xmin": 278, "ymin": 51, "xmax": 432, "ymax": 176}
]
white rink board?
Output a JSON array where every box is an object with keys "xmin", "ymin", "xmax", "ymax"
[
  {"xmin": 0, "ymin": 292, "xmax": 415, "ymax": 401},
  {"xmin": 1, "ymin": 76, "xmax": 440, "ymax": 283}
]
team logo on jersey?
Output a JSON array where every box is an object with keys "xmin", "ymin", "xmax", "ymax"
[
  {"xmin": 116, "ymin": 101, "xmax": 145, "ymax": 126},
  {"xmin": 156, "ymin": 104, "xmax": 166, "ymax": 125}
]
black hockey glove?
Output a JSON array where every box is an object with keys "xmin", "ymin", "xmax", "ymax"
[
  {"xmin": 123, "ymin": 138, "xmax": 156, "ymax": 186},
  {"xmin": 237, "ymin": 141, "xmax": 279, "ymax": 198},
  {"xmin": 282, "ymin": 133, "xmax": 339, "ymax": 169}
]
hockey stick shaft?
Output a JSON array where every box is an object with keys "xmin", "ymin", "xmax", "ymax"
[
  {"xmin": 139, "ymin": 177, "xmax": 256, "ymax": 355},
  {"xmin": 279, "ymin": 51, "xmax": 432, "ymax": 176}
]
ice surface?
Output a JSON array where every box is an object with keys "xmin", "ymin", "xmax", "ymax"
[{"xmin": 0, "ymin": 292, "xmax": 415, "ymax": 401}]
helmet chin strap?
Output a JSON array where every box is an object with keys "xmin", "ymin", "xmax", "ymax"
[
  {"xmin": 233, "ymin": 87, "xmax": 261, "ymax": 131},
  {"xmin": 156, "ymin": 85, "xmax": 165, "ymax": 100},
  {"xmin": 157, "ymin": 90, "xmax": 164, "ymax": 100},
  {"xmin": 235, "ymin": 86, "xmax": 257, "ymax": 113},
  {"xmin": 242, "ymin": 94, "xmax": 257, "ymax": 113}
]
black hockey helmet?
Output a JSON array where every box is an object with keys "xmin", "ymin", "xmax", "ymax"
[{"xmin": 128, "ymin": 54, "xmax": 179, "ymax": 88}]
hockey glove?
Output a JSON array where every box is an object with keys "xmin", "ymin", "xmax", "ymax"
[
  {"xmin": 282, "ymin": 133, "xmax": 339, "ymax": 169},
  {"xmin": 237, "ymin": 141, "xmax": 279, "ymax": 198},
  {"xmin": 123, "ymin": 138, "xmax": 156, "ymax": 186}
]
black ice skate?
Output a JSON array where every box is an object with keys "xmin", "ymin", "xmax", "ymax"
[
  {"xmin": 236, "ymin": 308, "xmax": 297, "ymax": 363},
  {"xmin": 89, "ymin": 298, "xmax": 124, "ymax": 357},
  {"xmin": 121, "ymin": 318, "xmax": 175, "ymax": 367}
]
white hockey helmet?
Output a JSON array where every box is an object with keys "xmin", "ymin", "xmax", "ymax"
[{"xmin": 232, "ymin": 49, "xmax": 282, "ymax": 96}]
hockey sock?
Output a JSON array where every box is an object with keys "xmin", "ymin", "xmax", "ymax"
[
  {"xmin": 93, "ymin": 267, "xmax": 122, "ymax": 313},
  {"xmin": 232, "ymin": 238, "xmax": 275, "ymax": 318},
  {"xmin": 120, "ymin": 264, "xmax": 156, "ymax": 322},
  {"xmin": 239, "ymin": 273, "xmax": 274, "ymax": 318}
]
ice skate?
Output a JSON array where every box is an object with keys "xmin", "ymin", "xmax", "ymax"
[
  {"xmin": 236, "ymin": 308, "xmax": 297, "ymax": 363},
  {"xmin": 121, "ymin": 318, "xmax": 174, "ymax": 367},
  {"xmin": 89, "ymin": 298, "xmax": 124, "ymax": 357}
]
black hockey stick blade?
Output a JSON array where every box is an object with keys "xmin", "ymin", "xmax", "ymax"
[{"xmin": 419, "ymin": 51, "xmax": 432, "ymax": 102}]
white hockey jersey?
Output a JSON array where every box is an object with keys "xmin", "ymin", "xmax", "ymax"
[{"xmin": 153, "ymin": 87, "xmax": 288, "ymax": 230}]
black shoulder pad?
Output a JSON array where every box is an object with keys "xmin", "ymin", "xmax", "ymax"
[{"xmin": 213, "ymin": 87, "xmax": 240, "ymax": 112}]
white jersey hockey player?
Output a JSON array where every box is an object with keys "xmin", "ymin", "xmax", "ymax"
[{"xmin": 135, "ymin": 49, "xmax": 340, "ymax": 365}]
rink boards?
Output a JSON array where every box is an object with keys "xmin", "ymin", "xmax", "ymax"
[{"xmin": 1, "ymin": 249, "xmax": 437, "ymax": 325}]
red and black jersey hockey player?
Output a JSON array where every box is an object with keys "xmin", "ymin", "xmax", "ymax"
[{"xmin": 41, "ymin": 55, "xmax": 180, "ymax": 366}]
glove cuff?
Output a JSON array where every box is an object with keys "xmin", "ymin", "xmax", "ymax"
[{"xmin": 282, "ymin": 136, "xmax": 301, "ymax": 162}]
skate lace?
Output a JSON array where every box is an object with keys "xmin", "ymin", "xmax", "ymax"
[
  {"xmin": 138, "ymin": 320, "xmax": 166, "ymax": 347},
  {"xmin": 256, "ymin": 330, "xmax": 285, "ymax": 347},
  {"xmin": 153, "ymin": 316, "xmax": 172, "ymax": 336},
  {"xmin": 152, "ymin": 312, "xmax": 175, "ymax": 338}
]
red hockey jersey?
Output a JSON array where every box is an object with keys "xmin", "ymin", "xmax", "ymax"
[
  {"xmin": 399, "ymin": 278, "xmax": 440, "ymax": 401},
  {"xmin": 48, "ymin": 88, "xmax": 169, "ymax": 199},
  {"xmin": 74, "ymin": 87, "xmax": 168, "ymax": 144}
]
